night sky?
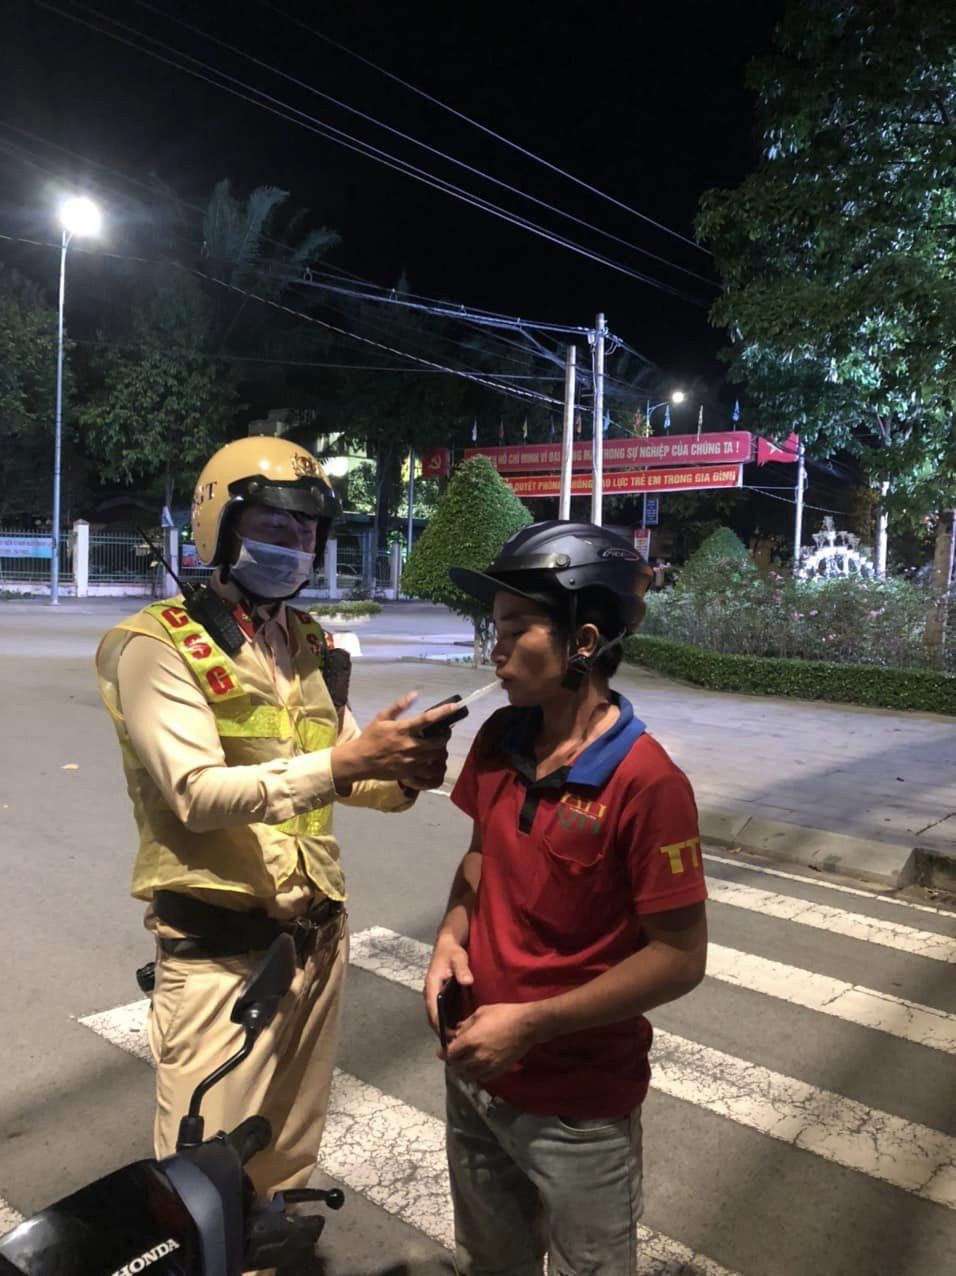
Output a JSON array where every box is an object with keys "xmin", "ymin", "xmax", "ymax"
[{"xmin": 3, "ymin": 0, "xmax": 785, "ymax": 398}]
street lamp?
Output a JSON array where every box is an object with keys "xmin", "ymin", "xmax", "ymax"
[
  {"xmin": 640, "ymin": 390, "xmax": 687, "ymax": 533},
  {"xmin": 51, "ymin": 196, "xmax": 101, "ymax": 605},
  {"xmin": 646, "ymin": 390, "xmax": 687, "ymax": 434}
]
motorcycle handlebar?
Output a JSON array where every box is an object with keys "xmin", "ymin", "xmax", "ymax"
[{"xmin": 225, "ymin": 1115, "xmax": 272, "ymax": 1165}]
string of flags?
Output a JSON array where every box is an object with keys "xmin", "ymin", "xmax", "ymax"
[{"xmin": 467, "ymin": 400, "xmax": 743, "ymax": 446}]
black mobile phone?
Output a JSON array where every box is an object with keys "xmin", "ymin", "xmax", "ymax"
[
  {"xmin": 421, "ymin": 694, "xmax": 469, "ymax": 738},
  {"xmin": 437, "ymin": 974, "xmax": 464, "ymax": 1050}
]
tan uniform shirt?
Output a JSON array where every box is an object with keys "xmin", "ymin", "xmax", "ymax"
[{"xmin": 116, "ymin": 591, "xmax": 408, "ymax": 921}]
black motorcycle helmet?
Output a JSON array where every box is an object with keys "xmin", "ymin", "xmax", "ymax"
[{"xmin": 450, "ymin": 521, "xmax": 653, "ymax": 688}]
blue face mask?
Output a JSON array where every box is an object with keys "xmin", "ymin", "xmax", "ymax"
[{"xmin": 230, "ymin": 536, "xmax": 314, "ymax": 599}]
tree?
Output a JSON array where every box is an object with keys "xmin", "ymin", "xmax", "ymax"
[
  {"xmin": 696, "ymin": 0, "xmax": 955, "ymax": 655},
  {"xmin": 80, "ymin": 272, "xmax": 238, "ymax": 509},
  {"xmin": 401, "ymin": 456, "xmax": 532, "ymax": 664},
  {"xmin": 202, "ymin": 179, "xmax": 340, "ymax": 300},
  {"xmin": 0, "ymin": 269, "xmax": 75, "ymax": 520},
  {"xmin": 677, "ymin": 526, "xmax": 758, "ymax": 596}
]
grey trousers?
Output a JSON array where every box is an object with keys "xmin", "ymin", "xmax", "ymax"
[{"xmin": 446, "ymin": 1068, "xmax": 644, "ymax": 1276}]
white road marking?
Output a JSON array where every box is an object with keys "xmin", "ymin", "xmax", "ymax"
[
  {"xmin": 704, "ymin": 851, "xmax": 956, "ymax": 919},
  {"xmin": 348, "ymin": 928, "xmax": 956, "ymax": 1210},
  {"xmin": 651, "ymin": 1029, "xmax": 956, "ymax": 1210},
  {"xmin": 706, "ymin": 943, "xmax": 956, "ymax": 1055},
  {"xmin": 351, "ymin": 927, "xmax": 956, "ymax": 1054},
  {"xmin": 79, "ymin": 1000, "xmax": 151, "ymax": 1063},
  {"xmin": 706, "ymin": 878, "xmax": 956, "ymax": 963},
  {"xmin": 0, "ymin": 1196, "xmax": 23, "ymax": 1235},
  {"xmin": 79, "ymin": 998, "xmax": 738, "ymax": 1274}
]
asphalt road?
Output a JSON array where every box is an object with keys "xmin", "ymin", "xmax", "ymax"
[{"xmin": 0, "ymin": 600, "xmax": 954, "ymax": 1274}]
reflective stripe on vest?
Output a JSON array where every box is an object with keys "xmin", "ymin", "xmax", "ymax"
[{"xmin": 146, "ymin": 601, "xmax": 336, "ymax": 839}]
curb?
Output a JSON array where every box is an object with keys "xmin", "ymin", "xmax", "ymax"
[
  {"xmin": 900, "ymin": 846, "xmax": 956, "ymax": 894},
  {"xmin": 441, "ymin": 755, "xmax": 952, "ymax": 890},
  {"xmin": 696, "ymin": 808, "xmax": 914, "ymax": 888}
]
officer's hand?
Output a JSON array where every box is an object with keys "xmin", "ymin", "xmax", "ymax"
[
  {"xmin": 399, "ymin": 745, "xmax": 449, "ymax": 793},
  {"xmin": 331, "ymin": 693, "xmax": 457, "ymax": 787}
]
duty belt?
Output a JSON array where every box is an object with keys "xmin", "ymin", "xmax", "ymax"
[{"xmin": 154, "ymin": 889, "xmax": 343, "ymax": 963}]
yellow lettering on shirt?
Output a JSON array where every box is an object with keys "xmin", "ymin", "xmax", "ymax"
[{"xmin": 659, "ymin": 837, "xmax": 701, "ymax": 875}]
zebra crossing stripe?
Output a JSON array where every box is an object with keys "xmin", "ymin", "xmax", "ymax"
[
  {"xmin": 703, "ymin": 852, "xmax": 956, "ymax": 919},
  {"xmin": 650, "ymin": 1028, "xmax": 956, "ymax": 1210},
  {"xmin": 350, "ymin": 927, "xmax": 956, "ymax": 1053},
  {"xmin": 706, "ymin": 943, "xmax": 956, "ymax": 1054},
  {"xmin": 0, "ymin": 1196, "xmax": 23, "ymax": 1235},
  {"xmin": 348, "ymin": 928, "xmax": 956, "ymax": 1209},
  {"xmin": 77, "ymin": 999, "xmax": 739, "ymax": 1275},
  {"xmin": 706, "ymin": 878, "xmax": 956, "ymax": 963}
]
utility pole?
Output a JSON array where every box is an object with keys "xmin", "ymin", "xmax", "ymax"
[
  {"xmin": 590, "ymin": 313, "xmax": 606, "ymax": 526},
  {"xmin": 51, "ymin": 230, "xmax": 70, "ymax": 605},
  {"xmin": 875, "ymin": 480, "xmax": 889, "ymax": 577},
  {"xmin": 406, "ymin": 445, "xmax": 415, "ymax": 560},
  {"xmin": 792, "ymin": 438, "xmax": 806, "ymax": 575},
  {"xmin": 559, "ymin": 345, "xmax": 577, "ymax": 520}
]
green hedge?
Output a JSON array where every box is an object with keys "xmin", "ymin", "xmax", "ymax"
[
  {"xmin": 622, "ymin": 635, "xmax": 956, "ymax": 715},
  {"xmin": 308, "ymin": 601, "xmax": 382, "ymax": 618}
]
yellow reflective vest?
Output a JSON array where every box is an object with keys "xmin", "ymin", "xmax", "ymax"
[{"xmin": 97, "ymin": 597, "xmax": 344, "ymax": 904}]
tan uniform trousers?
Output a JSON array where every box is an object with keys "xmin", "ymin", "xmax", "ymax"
[{"xmin": 148, "ymin": 913, "xmax": 347, "ymax": 1198}]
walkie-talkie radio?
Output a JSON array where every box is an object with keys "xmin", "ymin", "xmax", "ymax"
[{"xmin": 139, "ymin": 529, "xmax": 246, "ymax": 656}]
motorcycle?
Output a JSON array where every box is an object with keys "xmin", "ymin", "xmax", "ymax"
[{"xmin": 0, "ymin": 934, "xmax": 344, "ymax": 1276}]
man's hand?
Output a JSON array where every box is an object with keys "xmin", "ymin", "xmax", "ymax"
[
  {"xmin": 424, "ymin": 935, "xmax": 474, "ymax": 1037},
  {"xmin": 331, "ymin": 693, "xmax": 456, "ymax": 789},
  {"xmin": 444, "ymin": 1003, "xmax": 540, "ymax": 1082}
]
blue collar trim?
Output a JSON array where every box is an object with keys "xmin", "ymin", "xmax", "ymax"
[
  {"xmin": 497, "ymin": 694, "xmax": 645, "ymax": 790},
  {"xmin": 567, "ymin": 695, "xmax": 646, "ymax": 787}
]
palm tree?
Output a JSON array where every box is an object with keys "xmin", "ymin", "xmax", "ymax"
[{"xmin": 201, "ymin": 178, "xmax": 339, "ymax": 297}]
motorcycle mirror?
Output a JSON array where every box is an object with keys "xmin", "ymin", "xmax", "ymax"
[
  {"xmin": 230, "ymin": 932, "xmax": 296, "ymax": 1039},
  {"xmin": 178, "ymin": 934, "xmax": 297, "ymax": 1150}
]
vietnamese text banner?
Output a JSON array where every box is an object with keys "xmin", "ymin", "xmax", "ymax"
[
  {"xmin": 466, "ymin": 432, "xmax": 753, "ymax": 472},
  {"xmin": 506, "ymin": 466, "xmax": 743, "ymax": 498}
]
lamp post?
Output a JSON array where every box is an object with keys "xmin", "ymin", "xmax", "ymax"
[
  {"xmin": 51, "ymin": 196, "xmax": 101, "ymax": 605},
  {"xmin": 645, "ymin": 389, "xmax": 686, "ymax": 433},
  {"xmin": 641, "ymin": 391, "xmax": 686, "ymax": 526}
]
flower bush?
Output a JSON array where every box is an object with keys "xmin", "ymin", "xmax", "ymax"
[{"xmin": 642, "ymin": 528, "xmax": 952, "ymax": 673}]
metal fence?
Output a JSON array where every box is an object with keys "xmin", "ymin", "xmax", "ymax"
[
  {"xmin": 88, "ymin": 530, "xmax": 156, "ymax": 584},
  {"xmin": 0, "ymin": 529, "xmax": 72, "ymax": 583}
]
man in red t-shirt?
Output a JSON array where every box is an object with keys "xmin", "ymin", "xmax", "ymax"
[{"xmin": 424, "ymin": 521, "xmax": 708, "ymax": 1276}]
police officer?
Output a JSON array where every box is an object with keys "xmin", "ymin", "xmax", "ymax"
[{"xmin": 98, "ymin": 436, "xmax": 454, "ymax": 1197}]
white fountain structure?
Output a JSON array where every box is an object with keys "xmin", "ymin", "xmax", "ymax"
[{"xmin": 798, "ymin": 517, "xmax": 878, "ymax": 581}]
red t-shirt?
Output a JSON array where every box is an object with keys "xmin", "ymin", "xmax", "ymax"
[{"xmin": 451, "ymin": 696, "xmax": 706, "ymax": 1118}]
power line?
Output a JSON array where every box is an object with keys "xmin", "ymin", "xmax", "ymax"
[
  {"xmin": 285, "ymin": 277, "xmax": 569, "ymax": 373},
  {"xmin": 0, "ymin": 122, "xmax": 602, "ymax": 342},
  {"xmin": 134, "ymin": 0, "xmax": 716, "ymax": 288},
  {"xmin": 33, "ymin": 1, "xmax": 705, "ymax": 305},
  {"xmin": 0, "ymin": 230, "xmax": 564, "ymax": 407},
  {"xmin": 0, "ymin": 128, "xmax": 641, "ymax": 381},
  {"xmin": 256, "ymin": 0, "xmax": 711, "ymax": 258},
  {"xmin": 747, "ymin": 487, "xmax": 850, "ymax": 516},
  {"xmin": 1, "ymin": 119, "xmax": 659, "ymax": 387},
  {"xmin": 65, "ymin": 335, "xmax": 563, "ymax": 376}
]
